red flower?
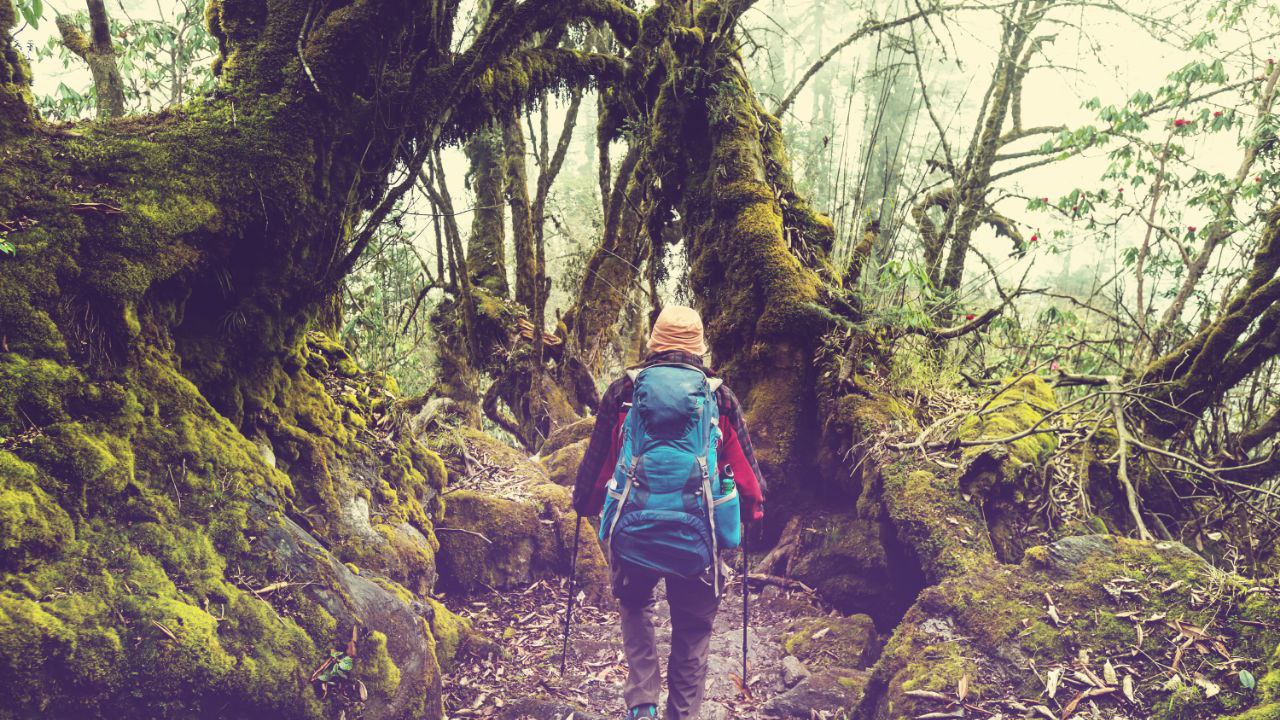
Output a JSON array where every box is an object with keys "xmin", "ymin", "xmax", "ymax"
[
  {"xmin": 1030, "ymin": 234, "xmax": 1039, "ymax": 243},
  {"xmin": 1174, "ymin": 119, "xmax": 1188, "ymax": 127},
  {"xmin": 1118, "ymin": 187, "xmax": 1124, "ymax": 193},
  {"xmin": 1188, "ymin": 226, "xmax": 1197, "ymax": 233},
  {"xmin": 1214, "ymin": 111, "xmax": 1223, "ymax": 117},
  {"xmin": 1041, "ymin": 197, "xmax": 1050, "ymax": 203},
  {"xmin": 965, "ymin": 314, "xmax": 975, "ymax": 321}
]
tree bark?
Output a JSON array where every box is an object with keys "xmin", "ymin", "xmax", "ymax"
[
  {"xmin": 465, "ymin": 123, "xmax": 511, "ymax": 297},
  {"xmin": 56, "ymin": 0, "xmax": 126, "ymax": 119},
  {"xmin": 0, "ymin": 1, "xmax": 639, "ymax": 715}
]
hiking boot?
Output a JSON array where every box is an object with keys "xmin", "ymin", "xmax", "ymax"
[{"xmin": 626, "ymin": 705, "xmax": 658, "ymax": 719}]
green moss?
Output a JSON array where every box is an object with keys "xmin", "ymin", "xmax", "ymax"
[
  {"xmin": 882, "ymin": 465, "xmax": 994, "ymax": 581},
  {"xmin": 426, "ymin": 597, "xmax": 469, "ymax": 673},
  {"xmin": 32, "ymin": 421, "xmax": 135, "ymax": 499},
  {"xmin": 956, "ymin": 375, "xmax": 1058, "ymax": 467},
  {"xmin": 871, "ymin": 537, "xmax": 1280, "ymax": 720},
  {"xmin": 362, "ymin": 630, "xmax": 402, "ymax": 696},
  {"xmin": 0, "ymin": 451, "xmax": 74, "ymax": 568},
  {"xmin": 0, "ymin": 355, "xmax": 79, "ymax": 434},
  {"xmin": 436, "ymin": 490, "xmax": 542, "ymax": 592},
  {"xmin": 782, "ymin": 614, "xmax": 877, "ymax": 668}
]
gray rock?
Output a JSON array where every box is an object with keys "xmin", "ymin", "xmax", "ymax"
[
  {"xmin": 253, "ymin": 504, "xmax": 441, "ymax": 720},
  {"xmin": 1044, "ymin": 534, "xmax": 1206, "ymax": 577},
  {"xmin": 764, "ymin": 667, "xmax": 868, "ymax": 718},
  {"xmin": 781, "ymin": 654, "xmax": 810, "ymax": 687}
]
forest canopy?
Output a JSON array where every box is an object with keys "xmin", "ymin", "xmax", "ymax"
[{"xmin": 3, "ymin": 0, "xmax": 1280, "ymax": 718}]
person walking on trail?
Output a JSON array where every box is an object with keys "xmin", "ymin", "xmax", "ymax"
[{"xmin": 571, "ymin": 305, "xmax": 766, "ymax": 720}]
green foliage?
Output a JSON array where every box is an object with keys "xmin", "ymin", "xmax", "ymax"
[
  {"xmin": 32, "ymin": 0, "xmax": 216, "ymax": 120},
  {"xmin": 341, "ymin": 216, "xmax": 438, "ymax": 396},
  {"xmin": 13, "ymin": 0, "xmax": 40, "ymax": 29}
]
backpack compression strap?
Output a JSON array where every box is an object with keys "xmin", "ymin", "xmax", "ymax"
[{"xmin": 627, "ymin": 363, "xmax": 723, "ymax": 392}]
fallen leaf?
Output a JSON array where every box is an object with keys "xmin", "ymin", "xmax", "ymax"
[
  {"xmin": 1103, "ymin": 660, "xmax": 1118, "ymax": 686},
  {"xmin": 958, "ymin": 674, "xmax": 970, "ymax": 701},
  {"xmin": 904, "ymin": 690, "xmax": 953, "ymax": 702},
  {"xmin": 1122, "ymin": 675, "xmax": 1137, "ymax": 703},
  {"xmin": 1194, "ymin": 677, "xmax": 1220, "ymax": 698},
  {"xmin": 1047, "ymin": 668, "xmax": 1063, "ymax": 698},
  {"xmin": 1045, "ymin": 593, "xmax": 1063, "ymax": 626}
]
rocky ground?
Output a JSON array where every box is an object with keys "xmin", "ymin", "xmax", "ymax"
[
  {"xmin": 426, "ymin": 410, "xmax": 1280, "ymax": 720},
  {"xmin": 439, "ymin": 564, "xmax": 876, "ymax": 720}
]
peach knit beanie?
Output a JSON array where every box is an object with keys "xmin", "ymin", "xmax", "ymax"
[{"xmin": 647, "ymin": 305, "xmax": 707, "ymax": 356}]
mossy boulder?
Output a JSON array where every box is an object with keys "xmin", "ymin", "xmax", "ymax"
[
  {"xmin": 782, "ymin": 614, "xmax": 878, "ymax": 670},
  {"xmin": 540, "ymin": 437, "xmax": 588, "ymax": 487},
  {"xmin": 881, "ymin": 462, "xmax": 996, "ymax": 582},
  {"xmin": 765, "ymin": 667, "xmax": 870, "ymax": 718},
  {"xmin": 955, "ymin": 374, "xmax": 1058, "ymax": 468},
  {"xmin": 860, "ymin": 535, "xmax": 1280, "ymax": 720},
  {"xmin": 540, "ymin": 416, "xmax": 594, "ymax": 456},
  {"xmin": 253, "ymin": 508, "xmax": 444, "ymax": 719},
  {"xmin": 436, "ymin": 484, "xmax": 609, "ymax": 604},
  {"xmin": 783, "ymin": 509, "xmax": 925, "ymax": 627}
]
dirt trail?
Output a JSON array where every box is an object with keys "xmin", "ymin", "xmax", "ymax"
[{"xmin": 441, "ymin": 563, "xmax": 874, "ymax": 720}]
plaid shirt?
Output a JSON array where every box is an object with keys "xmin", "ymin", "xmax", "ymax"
[{"xmin": 570, "ymin": 350, "xmax": 766, "ymax": 521}]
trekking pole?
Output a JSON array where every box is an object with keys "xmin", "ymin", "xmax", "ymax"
[
  {"xmin": 559, "ymin": 514, "xmax": 584, "ymax": 676},
  {"xmin": 741, "ymin": 520, "xmax": 750, "ymax": 684}
]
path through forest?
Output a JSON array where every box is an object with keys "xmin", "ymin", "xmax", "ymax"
[{"xmin": 441, "ymin": 563, "xmax": 875, "ymax": 719}]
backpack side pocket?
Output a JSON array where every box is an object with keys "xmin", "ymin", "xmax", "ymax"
[{"xmin": 712, "ymin": 486, "xmax": 741, "ymax": 549}]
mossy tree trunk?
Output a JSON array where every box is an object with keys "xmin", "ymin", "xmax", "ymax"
[
  {"xmin": 560, "ymin": 143, "xmax": 651, "ymax": 374},
  {"xmin": 464, "ymin": 123, "xmax": 511, "ymax": 297},
  {"xmin": 0, "ymin": 0, "xmax": 638, "ymax": 715},
  {"xmin": 618, "ymin": 0, "xmax": 842, "ymax": 494},
  {"xmin": 55, "ymin": 0, "xmax": 127, "ymax": 119}
]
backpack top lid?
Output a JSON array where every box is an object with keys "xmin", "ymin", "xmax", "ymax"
[{"xmin": 624, "ymin": 363, "xmax": 722, "ymax": 458}]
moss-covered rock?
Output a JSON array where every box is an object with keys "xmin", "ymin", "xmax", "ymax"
[
  {"xmin": 782, "ymin": 614, "xmax": 878, "ymax": 669},
  {"xmin": 435, "ymin": 483, "xmax": 610, "ymax": 604},
  {"xmin": 860, "ymin": 535, "xmax": 1280, "ymax": 720},
  {"xmin": 881, "ymin": 462, "xmax": 995, "ymax": 582},
  {"xmin": 783, "ymin": 508, "xmax": 926, "ymax": 627},
  {"xmin": 540, "ymin": 437, "xmax": 588, "ymax": 487},
  {"xmin": 540, "ymin": 416, "xmax": 594, "ymax": 457},
  {"xmin": 955, "ymin": 375, "xmax": 1058, "ymax": 468}
]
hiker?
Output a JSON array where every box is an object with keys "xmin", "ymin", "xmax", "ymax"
[{"xmin": 571, "ymin": 305, "xmax": 766, "ymax": 720}]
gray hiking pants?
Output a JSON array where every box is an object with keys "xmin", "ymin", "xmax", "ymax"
[{"xmin": 610, "ymin": 551, "xmax": 721, "ymax": 720}]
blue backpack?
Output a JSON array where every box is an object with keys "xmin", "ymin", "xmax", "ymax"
[{"xmin": 599, "ymin": 363, "xmax": 742, "ymax": 591}]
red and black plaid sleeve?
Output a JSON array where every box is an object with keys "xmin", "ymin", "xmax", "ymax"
[
  {"xmin": 716, "ymin": 384, "xmax": 766, "ymax": 521},
  {"xmin": 571, "ymin": 375, "xmax": 632, "ymax": 516}
]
